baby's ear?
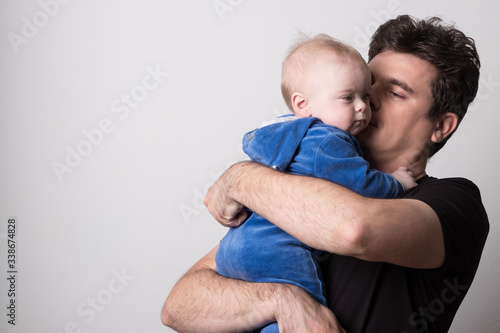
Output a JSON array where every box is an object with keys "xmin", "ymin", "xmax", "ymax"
[
  {"xmin": 431, "ymin": 112, "xmax": 458, "ymax": 143},
  {"xmin": 291, "ymin": 92, "xmax": 312, "ymax": 117}
]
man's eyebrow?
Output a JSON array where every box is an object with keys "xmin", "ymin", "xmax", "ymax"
[{"xmin": 388, "ymin": 78, "xmax": 414, "ymax": 94}]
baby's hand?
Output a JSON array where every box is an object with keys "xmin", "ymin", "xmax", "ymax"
[{"xmin": 392, "ymin": 166, "xmax": 417, "ymax": 191}]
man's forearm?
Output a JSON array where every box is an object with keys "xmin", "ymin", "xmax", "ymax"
[
  {"xmin": 161, "ymin": 245, "xmax": 278, "ymax": 332},
  {"xmin": 161, "ymin": 245, "xmax": 342, "ymax": 332},
  {"xmin": 223, "ymin": 161, "xmax": 365, "ymax": 256},
  {"xmin": 218, "ymin": 161, "xmax": 444, "ymax": 268}
]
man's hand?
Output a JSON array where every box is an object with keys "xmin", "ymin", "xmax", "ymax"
[
  {"xmin": 204, "ymin": 163, "xmax": 250, "ymax": 227},
  {"xmin": 276, "ymin": 284, "xmax": 346, "ymax": 333}
]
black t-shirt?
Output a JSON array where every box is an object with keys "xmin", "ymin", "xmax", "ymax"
[{"xmin": 322, "ymin": 176, "xmax": 489, "ymax": 333}]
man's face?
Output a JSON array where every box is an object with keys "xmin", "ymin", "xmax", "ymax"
[{"xmin": 357, "ymin": 50, "xmax": 437, "ymax": 165}]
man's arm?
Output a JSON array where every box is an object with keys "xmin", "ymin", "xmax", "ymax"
[
  {"xmin": 161, "ymin": 244, "xmax": 344, "ymax": 332},
  {"xmin": 161, "ymin": 244, "xmax": 274, "ymax": 332},
  {"xmin": 205, "ymin": 161, "xmax": 445, "ymax": 269}
]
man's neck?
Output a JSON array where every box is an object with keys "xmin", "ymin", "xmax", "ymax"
[{"xmin": 365, "ymin": 148, "xmax": 429, "ymax": 180}]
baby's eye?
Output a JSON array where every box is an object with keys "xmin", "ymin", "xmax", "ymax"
[
  {"xmin": 362, "ymin": 94, "xmax": 370, "ymax": 101},
  {"xmin": 342, "ymin": 96, "xmax": 353, "ymax": 101}
]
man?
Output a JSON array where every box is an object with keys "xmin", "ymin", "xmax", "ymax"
[{"xmin": 161, "ymin": 15, "xmax": 489, "ymax": 332}]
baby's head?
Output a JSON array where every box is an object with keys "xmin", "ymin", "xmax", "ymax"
[{"xmin": 281, "ymin": 34, "xmax": 372, "ymax": 135}]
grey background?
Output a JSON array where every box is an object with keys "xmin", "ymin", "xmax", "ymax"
[{"xmin": 1, "ymin": 0, "xmax": 498, "ymax": 332}]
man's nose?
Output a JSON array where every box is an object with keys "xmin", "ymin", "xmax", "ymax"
[{"xmin": 369, "ymin": 88, "xmax": 380, "ymax": 111}]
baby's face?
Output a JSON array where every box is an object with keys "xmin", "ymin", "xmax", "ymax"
[{"xmin": 306, "ymin": 56, "xmax": 372, "ymax": 136}]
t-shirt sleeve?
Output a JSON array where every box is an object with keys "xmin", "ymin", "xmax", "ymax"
[
  {"xmin": 410, "ymin": 178, "xmax": 489, "ymax": 276},
  {"xmin": 289, "ymin": 125, "xmax": 403, "ymax": 198}
]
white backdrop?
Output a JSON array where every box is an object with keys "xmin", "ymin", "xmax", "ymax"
[{"xmin": 1, "ymin": 1, "xmax": 498, "ymax": 332}]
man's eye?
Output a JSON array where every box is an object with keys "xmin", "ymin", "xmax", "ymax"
[{"xmin": 390, "ymin": 91, "xmax": 403, "ymax": 98}]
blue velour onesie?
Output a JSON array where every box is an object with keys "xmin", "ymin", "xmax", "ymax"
[{"xmin": 215, "ymin": 115, "xmax": 403, "ymax": 332}]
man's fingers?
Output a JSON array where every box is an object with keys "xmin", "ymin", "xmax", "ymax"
[
  {"xmin": 235, "ymin": 208, "xmax": 250, "ymax": 225},
  {"xmin": 204, "ymin": 181, "xmax": 247, "ymax": 227}
]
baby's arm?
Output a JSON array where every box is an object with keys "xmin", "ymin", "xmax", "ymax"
[
  {"xmin": 293, "ymin": 126, "xmax": 415, "ymax": 198},
  {"xmin": 391, "ymin": 166, "xmax": 417, "ymax": 191}
]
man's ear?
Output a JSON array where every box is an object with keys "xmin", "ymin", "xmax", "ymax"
[
  {"xmin": 291, "ymin": 92, "xmax": 312, "ymax": 117},
  {"xmin": 431, "ymin": 112, "xmax": 459, "ymax": 143}
]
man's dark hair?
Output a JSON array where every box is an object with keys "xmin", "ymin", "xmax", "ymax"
[{"xmin": 368, "ymin": 15, "xmax": 480, "ymax": 156}]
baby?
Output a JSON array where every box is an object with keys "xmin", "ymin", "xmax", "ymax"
[{"xmin": 215, "ymin": 34, "xmax": 415, "ymax": 333}]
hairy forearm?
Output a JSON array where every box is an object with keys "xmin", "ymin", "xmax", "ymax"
[
  {"xmin": 161, "ymin": 246, "xmax": 278, "ymax": 332},
  {"xmin": 225, "ymin": 161, "xmax": 366, "ymax": 256},
  {"xmin": 223, "ymin": 161, "xmax": 444, "ymax": 268}
]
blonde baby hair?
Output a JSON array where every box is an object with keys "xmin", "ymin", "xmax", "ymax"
[{"xmin": 281, "ymin": 33, "xmax": 366, "ymax": 112}]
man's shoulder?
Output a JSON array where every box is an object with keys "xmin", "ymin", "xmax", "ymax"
[
  {"xmin": 408, "ymin": 176, "xmax": 481, "ymax": 197},
  {"xmin": 403, "ymin": 175, "xmax": 489, "ymax": 235}
]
